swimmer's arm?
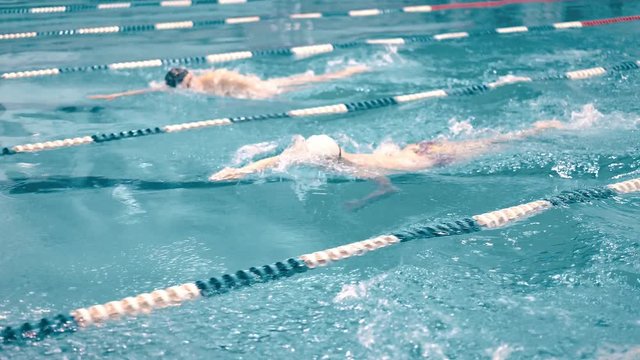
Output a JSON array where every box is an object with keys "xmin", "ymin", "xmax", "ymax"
[
  {"xmin": 237, "ymin": 155, "xmax": 281, "ymax": 173},
  {"xmin": 88, "ymin": 87, "xmax": 165, "ymax": 101},
  {"xmin": 439, "ymin": 120, "xmax": 567, "ymax": 160},
  {"xmin": 209, "ymin": 155, "xmax": 281, "ymax": 181},
  {"xmin": 346, "ymin": 175, "xmax": 398, "ymax": 211}
]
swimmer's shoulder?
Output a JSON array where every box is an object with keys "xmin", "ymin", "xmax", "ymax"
[{"xmin": 198, "ymin": 68, "xmax": 230, "ymax": 80}]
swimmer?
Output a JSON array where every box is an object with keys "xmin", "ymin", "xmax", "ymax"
[
  {"xmin": 88, "ymin": 65, "xmax": 369, "ymax": 100},
  {"xmin": 209, "ymin": 119, "xmax": 567, "ymax": 209}
]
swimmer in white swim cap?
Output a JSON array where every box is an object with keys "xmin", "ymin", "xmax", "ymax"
[
  {"xmin": 210, "ymin": 120, "xmax": 567, "ymax": 209},
  {"xmin": 88, "ymin": 65, "xmax": 369, "ymax": 101},
  {"xmin": 281, "ymin": 135, "xmax": 343, "ymax": 162}
]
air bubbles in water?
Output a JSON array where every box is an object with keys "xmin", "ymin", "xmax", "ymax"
[{"xmin": 447, "ymin": 118, "xmax": 474, "ymax": 137}]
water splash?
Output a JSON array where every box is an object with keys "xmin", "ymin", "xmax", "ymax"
[
  {"xmin": 372, "ymin": 45, "xmax": 403, "ymax": 66},
  {"xmin": 551, "ymin": 161, "xmax": 577, "ymax": 179},
  {"xmin": 326, "ymin": 57, "xmax": 367, "ymax": 73},
  {"xmin": 232, "ymin": 141, "xmax": 278, "ymax": 165},
  {"xmin": 372, "ymin": 139, "xmax": 402, "ymax": 156},
  {"xmin": 567, "ymin": 103, "xmax": 603, "ymax": 130},
  {"xmin": 289, "ymin": 168, "xmax": 329, "ymax": 201},
  {"xmin": 148, "ymin": 80, "xmax": 165, "ymax": 89},
  {"xmin": 447, "ymin": 118, "xmax": 475, "ymax": 137},
  {"xmin": 335, "ymin": 133, "xmax": 365, "ymax": 151},
  {"xmin": 326, "ymin": 46, "xmax": 404, "ymax": 73}
]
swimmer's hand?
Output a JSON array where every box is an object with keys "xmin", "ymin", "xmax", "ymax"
[{"xmin": 208, "ymin": 167, "xmax": 250, "ymax": 182}]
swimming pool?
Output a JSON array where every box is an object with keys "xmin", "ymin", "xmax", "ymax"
[{"xmin": 1, "ymin": 0, "xmax": 640, "ymax": 357}]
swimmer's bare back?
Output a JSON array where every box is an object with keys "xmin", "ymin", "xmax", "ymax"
[
  {"xmin": 209, "ymin": 120, "xmax": 567, "ymax": 182},
  {"xmin": 209, "ymin": 120, "xmax": 569, "ymax": 210},
  {"xmin": 88, "ymin": 65, "xmax": 370, "ymax": 101}
]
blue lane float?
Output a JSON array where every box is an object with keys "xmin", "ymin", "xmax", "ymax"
[
  {"xmin": 1, "ymin": 59, "xmax": 638, "ymax": 157},
  {"xmin": 0, "ymin": 0, "xmax": 565, "ymax": 17},
  {"xmin": 3, "ymin": 1, "xmax": 623, "ymax": 44},
  {"xmin": 2, "ymin": 177, "xmax": 638, "ymax": 344},
  {"xmin": 2, "ymin": 15, "xmax": 639, "ymax": 79},
  {"xmin": 0, "ymin": 0, "xmax": 261, "ymax": 15}
]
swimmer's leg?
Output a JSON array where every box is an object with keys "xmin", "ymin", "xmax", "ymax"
[
  {"xmin": 430, "ymin": 120, "xmax": 567, "ymax": 162},
  {"xmin": 345, "ymin": 175, "xmax": 399, "ymax": 211},
  {"xmin": 488, "ymin": 120, "xmax": 566, "ymax": 144},
  {"xmin": 270, "ymin": 65, "xmax": 370, "ymax": 90}
]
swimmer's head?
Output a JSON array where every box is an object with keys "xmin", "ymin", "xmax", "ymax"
[
  {"xmin": 165, "ymin": 67, "xmax": 189, "ymax": 88},
  {"xmin": 304, "ymin": 135, "xmax": 341, "ymax": 160}
]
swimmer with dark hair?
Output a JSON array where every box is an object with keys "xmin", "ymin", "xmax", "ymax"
[
  {"xmin": 88, "ymin": 65, "xmax": 369, "ymax": 100},
  {"xmin": 209, "ymin": 120, "xmax": 567, "ymax": 209}
]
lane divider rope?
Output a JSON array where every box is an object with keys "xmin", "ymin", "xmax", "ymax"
[
  {"xmin": 0, "ymin": 0, "xmax": 563, "ymax": 16},
  {"xmin": 1, "ymin": 59, "xmax": 638, "ymax": 157},
  {"xmin": 2, "ymin": 14, "xmax": 638, "ymax": 79},
  {"xmin": 0, "ymin": 0, "xmax": 261, "ymax": 15},
  {"xmin": 0, "ymin": 0, "xmax": 575, "ymax": 42},
  {"xmin": 1, "ymin": 177, "xmax": 638, "ymax": 342}
]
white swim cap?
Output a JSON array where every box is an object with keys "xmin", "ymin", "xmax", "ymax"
[{"xmin": 304, "ymin": 135, "xmax": 341, "ymax": 159}]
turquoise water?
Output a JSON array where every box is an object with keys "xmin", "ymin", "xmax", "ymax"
[{"xmin": 1, "ymin": 0, "xmax": 640, "ymax": 358}]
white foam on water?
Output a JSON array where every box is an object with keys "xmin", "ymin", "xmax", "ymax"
[
  {"xmin": 333, "ymin": 274, "xmax": 388, "ymax": 302},
  {"xmin": 551, "ymin": 161, "xmax": 576, "ymax": 179},
  {"xmin": 563, "ymin": 103, "xmax": 639, "ymax": 132},
  {"xmin": 421, "ymin": 343, "xmax": 450, "ymax": 359},
  {"xmin": 232, "ymin": 141, "xmax": 278, "ymax": 165},
  {"xmin": 488, "ymin": 344, "xmax": 520, "ymax": 360},
  {"xmin": 445, "ymin": 118, "xmax": 498, "ymax": 142},
  {"xmin": 325, "ymin": 46, "xmax": 403, "ymax": 75},
  {"xmin": 112, "ymin": 185, "xmax": 145, "ymax": 223},
  {"xmin": 447, "ymin": 118, "xmax": 475, "ymax": 137},
  {"xmin": 148, "ymin": 80, "xmax": 166, "ymax": 89},
  {"xmin": 372, "ymin": 139, "xmax": 402, "ymax": 156},
  {"xmin": 334, "ymin": 133, "xmax": 362, "ymax": 151},
  {"xmin": 373, "ymin": 45, "xmax": 403, "ymax": 66},
  {"xmin": 567, "ymin": 103, "xmax": 603, "ymax": 129}
]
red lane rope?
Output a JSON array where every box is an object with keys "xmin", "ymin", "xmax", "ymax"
[
  {"xmin": 431, "ymin": 0, "xmax": 562, "ymax": 11},
  {"xmin": 581, "ymin": 14, "xmax": 640, "ymax": 26}
]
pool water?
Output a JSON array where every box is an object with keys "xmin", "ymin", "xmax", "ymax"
[{"xmin": 1, "ymin": 0, "xmax": 639, "ymax": 358}]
